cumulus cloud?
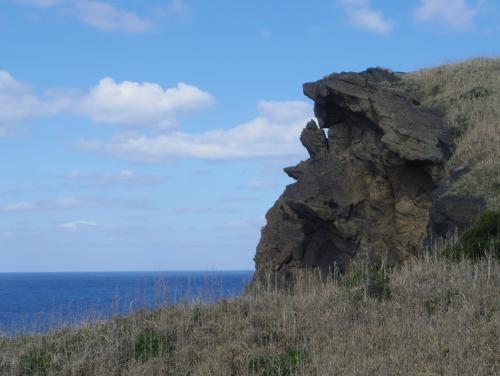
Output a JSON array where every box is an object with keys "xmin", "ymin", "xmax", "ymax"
[
  {"xmin": 339, "ymin": 0, "xmax": 394, "ymax": 35},
  {"xmin": 415, "ymin": 0, "xmax": 477, "ymax": 30},
  {"xmin": 59, "ymin": 220, "xmax": 98, "ymax": 231},
  {"xmin": 74, "ymin": 1, "xmax": 153, "ymax": 34},
  {"xmin": 78, "ymin": 100, "xmax": 312, "ymax": 161},
  {"xmin": 0, "ymin": 70, "xmax": 213, "ymax": 131},
  {"xmin": 76, "ymin": 78, "xmax": 214, "ymax": 128}
]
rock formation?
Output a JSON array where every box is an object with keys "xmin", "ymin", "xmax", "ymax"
[{"xmin": 253, "ymin": 68, "xmax": 484, "ymax": 283}]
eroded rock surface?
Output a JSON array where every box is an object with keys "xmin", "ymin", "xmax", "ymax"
[{"xmin": 253, "ymin": 68, "xmax": 482, "ymax": 283}]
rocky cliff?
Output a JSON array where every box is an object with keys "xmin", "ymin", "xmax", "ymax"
[{"xmin": 253, "ymin": 68, "xmax": 484, "ymax": 282}]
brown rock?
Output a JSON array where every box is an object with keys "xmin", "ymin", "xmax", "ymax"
[{"xmin": 253, "ymin": 68, "xmax": 482, "ymax": 284}]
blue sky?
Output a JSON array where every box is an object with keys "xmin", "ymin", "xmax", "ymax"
[{"xmin": 0, "ymin": 0, "xmax": 499, "ymax": 272}]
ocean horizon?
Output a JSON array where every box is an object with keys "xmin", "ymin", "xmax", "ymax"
[{"xmin": 0, "ymin": 271, "xmax": 254, "ymax": 337}]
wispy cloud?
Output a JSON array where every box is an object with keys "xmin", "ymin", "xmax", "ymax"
[
  {"xmin": 245, "ymin": 180, "xmax": 279, "ymax": 190},
  {"xmin": 0, "ymin": 202, "xmax": 38, "ymax": 212},
  {"xmin": 78, "ymin": 100, "xmax": 312, "ymax": 161},
  {"xmin": 166, "ymin": 0, "xmax": 191, "ymax": 19},
  {"xmin": 74, "ymin": 1, "xmax": 152, "ymax": 34},
  {"xmin": 0, "ymin": 196, "xmax": 155, "ymax": 213},
  {"xmin": 224, "ymin": 217, "xmax": 265, "ymax": 233},
  {"xmin": 339, "ymin": 0, "xmax": 394, "ymax": 36},
  {"xmin": 16, "ymin": 0, "xmax": 155, "ymax": 34},
  {"xmin": 16, "ymin": 0, "xmax": 62, "ymax": 7},
  {"xmin": 174, "ymin": 207, "xmax": 238, "ymax": 214},
  {"xmin": 415, "ymin": 0, "xmax": 477, "ymax": 30},
  {"xmin": 65, "ymin": 170, "xmax": 169, "ymax": 188},
  {"xmin": 0, "ymin": 70, "xmax": 69, "ymax": 136},
  {"xmin": 46, "ymin": 196, "xmax": 155, "ymax": 210},
  {"xmin": 59, "ymin": 220, "xmax": 98, "ymax": 231}
]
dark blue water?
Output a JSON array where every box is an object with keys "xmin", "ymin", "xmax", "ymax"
[{"xmin": 0, "ymin": 271, "xmax": 253, "ymax": 336}]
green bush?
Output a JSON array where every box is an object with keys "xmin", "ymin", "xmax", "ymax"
[
  {"xmin": 445, "ymin": 211, "xmax": 500, "ymax": 260},
  {"xmin": 19, "ymin": 352, "xmax": 52, "ymax": 376},
  {"xmin": 134, "ymin": 329, "xmax": 168, "ymax": 362},
  {"xmin": 248, "ymin": 350, "xmax": 307, "ymax": 376}
]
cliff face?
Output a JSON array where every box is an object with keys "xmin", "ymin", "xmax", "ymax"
[{"xmin": 253, "ymin": 68, "xmax": 483, "ymax": 282}]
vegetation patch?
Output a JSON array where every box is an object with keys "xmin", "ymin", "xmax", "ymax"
[
  {"xmin": 343, "ymin": 267, "xmax": 392, "ymax": 301},
  {"xmin": 248, "ymin": 350, "xmax": 307, "ymax": 376},
  {"xmin": 424, "ymin": 289, "xmax": 461, "ymax": 316},
  {"xmin": 444, "ymin": 210, "xmax": 500, "ymax": 260},
  {"xmin": 18, "ymin": 351, "xmax": 53, "ymax": 376},
  {"xmin": 134, "ymin": 329, "xmax": 171, "ymax": 362},
  {"xmin": 191, "ymin": 306, "xmax": 204, "ymax": 324},
  {"xmin": 459, "ymin": 86, "xmax": 493, "ymax": 101}
]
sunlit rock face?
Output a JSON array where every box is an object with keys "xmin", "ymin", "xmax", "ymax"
[{"xmin": 253, "ymin": 68, "xmax": 483, "ymax": 283}]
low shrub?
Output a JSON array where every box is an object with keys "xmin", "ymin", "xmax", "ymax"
[{"xmin": 445, "ymin": 211, "xmax": 500, "ymax": 260}]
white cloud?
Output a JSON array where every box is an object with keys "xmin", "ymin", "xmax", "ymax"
[
  {"xmin": 78, "ymin": 100, "xmax": 312, "ymax": 161},
  {"xmin": 0, "ymin": 70, "xmax": 68, "ymax": 135},
  {"xmin": 74, "ymin": 1, "xmax": 153, "ymax": 34},
  {"xmin": 339, "ymin": 0, "xmax": 394, "ymax": 35},
  {"xmin": 0, "ymin": 202, "xmax": 37, "ymax": 212},
  {"xmin": 76, "ymin": 78, "xmax": 214, "ymax": 128},
  {"xmin": 59, "ymin": 220, "xmax": 98, "ymax": 231},
  {"xmin": 0, "ymin": 70, "xmax": 213, "ymax": 131},
  {"xmin": 415, "ymin": 0, "xmax": 477, "ymax": 30}
]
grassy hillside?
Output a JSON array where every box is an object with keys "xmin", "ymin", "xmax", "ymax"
[
  {"xmin": 0, "ymin": 58, "xmax": 498, "ymax": 375},
  {"xmin": 395, "ymin": 58, "xmax": 500, "ymax": 209},
  {"xmin": 0, "ymin": 254, "xmax": 498, "ymax": 376}
]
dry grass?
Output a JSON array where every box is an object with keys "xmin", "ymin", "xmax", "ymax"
[
  {"xmin": 395, "ymin": 57, "xmax": 500, "ymax": 209},
  {"xmin": 0, "ymin": 254, "xmax": 498, "ymax": 375}
]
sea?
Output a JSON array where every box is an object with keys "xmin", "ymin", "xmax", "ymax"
[{"xmin": 0, "ymin": 271, "xmax": 254, "ymax": 337}]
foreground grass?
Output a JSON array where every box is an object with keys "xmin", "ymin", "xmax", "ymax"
[{"xmin": 0, "ymin": 255, "xmax": 498, "ymax": 375}]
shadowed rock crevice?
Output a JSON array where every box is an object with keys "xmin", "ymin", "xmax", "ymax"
[{"xmin": 253, "ymin": 68, "xmax": 484, "ymax": 283}]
